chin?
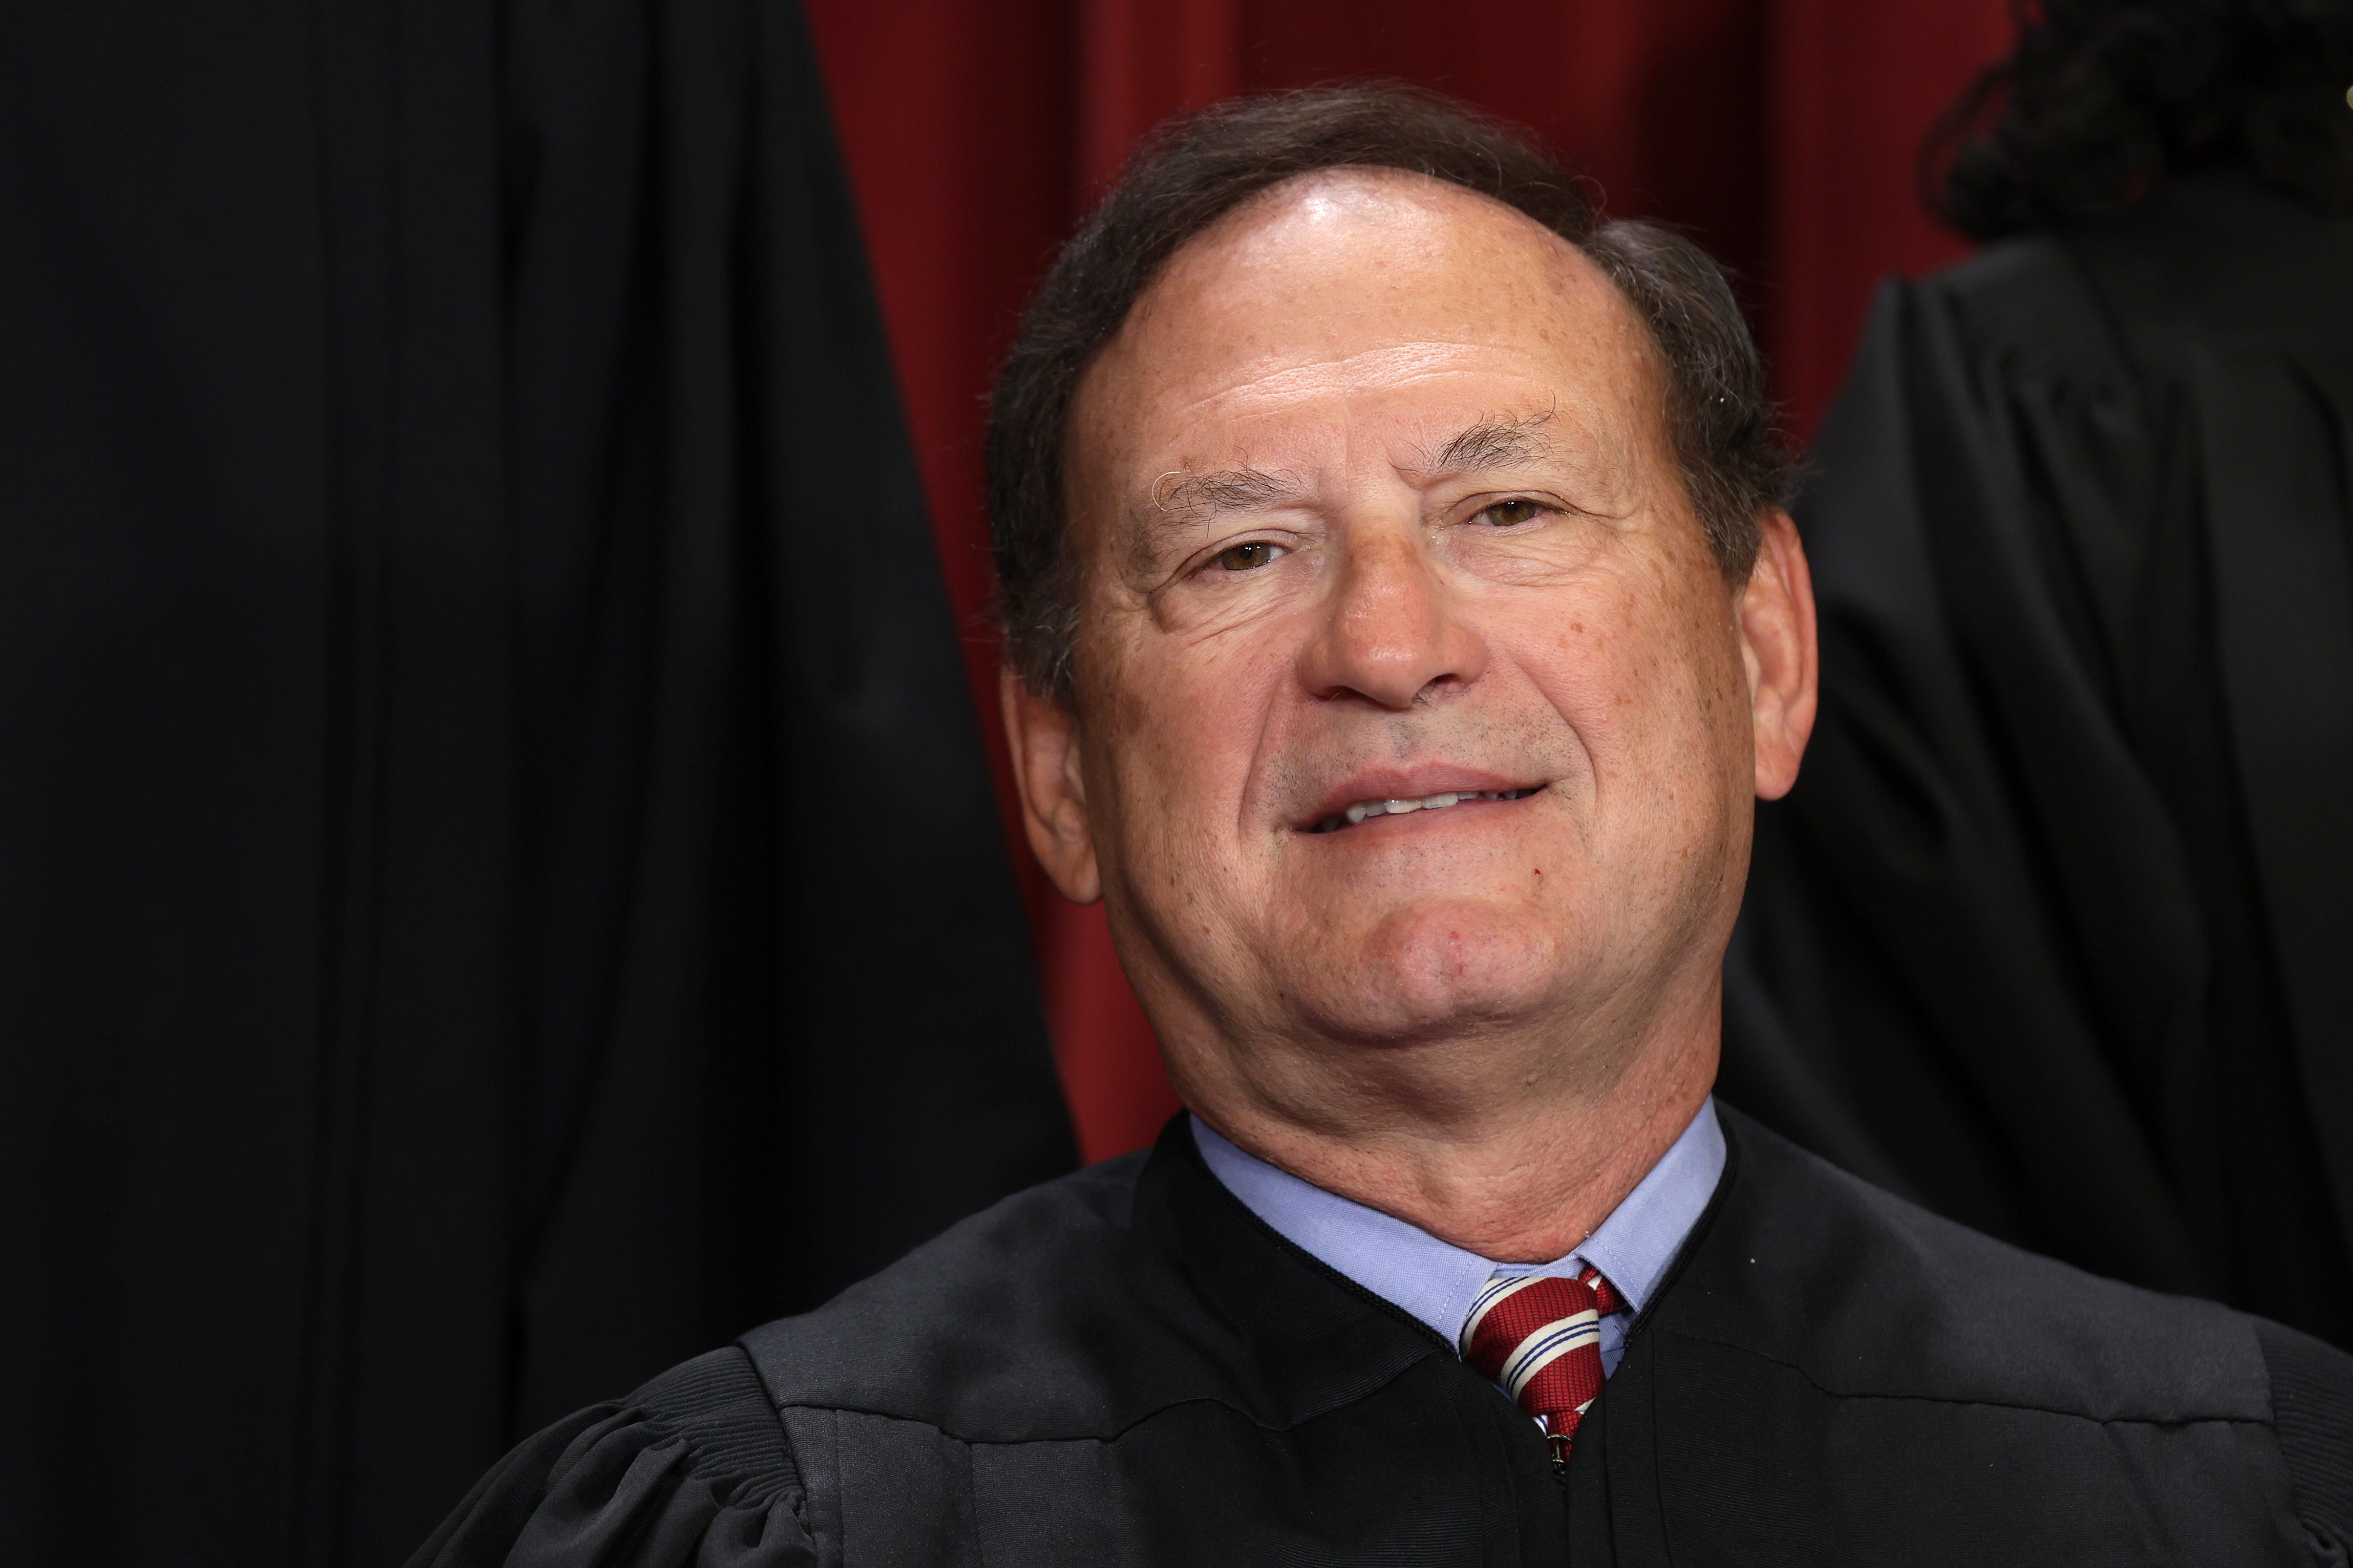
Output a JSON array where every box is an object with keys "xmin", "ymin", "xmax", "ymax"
[{"xmin": 1288, "ymin": 895, "xmax": 1575, "ymax": 1042}]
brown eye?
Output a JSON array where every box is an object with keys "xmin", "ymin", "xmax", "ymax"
[
  {"xmin": 1213, "ymin": 541, "xmax": 1280, "ymax": 571},
  {"xmin": 1479, "ymin": 499, "xmax": 1543, "ymax": 527}
]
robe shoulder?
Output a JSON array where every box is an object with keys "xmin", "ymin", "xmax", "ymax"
[
  {"xmin": 1693, "ymin": 1111, "xmax": 2285, "ymax": 1420},
  {"xmin": 404, "ymin": 1149, "xmax": 1177, "ymax": 1568},
  {"xmin": 1636, "ymin": 1114, "xmax": 2353, "ymax": 1562},
  {"xmin": 404, "ymin": 1345, "xmax": 815, "ymax": 1568}
]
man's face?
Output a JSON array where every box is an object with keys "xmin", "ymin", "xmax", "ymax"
[{"xmin": 1013, "ymin": 171, "xmax": 1810, "ymax": 1110}]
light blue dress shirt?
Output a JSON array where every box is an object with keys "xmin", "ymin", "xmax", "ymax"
[{"xmin": 1193, "ymin": 1097, "xmax": 1726, "ymax": 1378}]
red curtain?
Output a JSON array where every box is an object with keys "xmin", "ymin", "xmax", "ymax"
[{"xmin": 803, "ymin": 0, "xmax": 2013, "ymax": 1162}]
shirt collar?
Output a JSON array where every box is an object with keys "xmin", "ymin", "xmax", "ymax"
[{"xmin": 1191, "ymin": 1098, "xmax": 1725, "ymax": 1348}]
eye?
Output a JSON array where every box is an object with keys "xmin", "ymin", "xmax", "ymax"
[
  {"xmin": 1211, "ymin": 541, "xmax": 1284, "ymax": 572},
  {"xmin": 1476, "ymin": 498, "xmax": 1546, "ymax": 527}
]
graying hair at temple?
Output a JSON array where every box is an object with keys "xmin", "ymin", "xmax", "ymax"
[{"xmin": 985, "ymin": 84, "xmax": 1798, "ymax": 701}]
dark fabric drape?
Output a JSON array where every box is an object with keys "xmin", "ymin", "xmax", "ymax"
[
  {"xmin": 1723, "ymin": 173, "xmax": 2353, "ymax": 1349},
  {"xmin": 0, "ymin": 3, "xmax": 1073, "ymax": 1565}
]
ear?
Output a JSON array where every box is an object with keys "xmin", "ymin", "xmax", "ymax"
[
  {"xmin": 1737, "ymin": 508, "xmax": 1818, "ymax": 801},
  {"xmin": 1000, "ymin": 664, "xmax": 1103, "ymax": 904}
]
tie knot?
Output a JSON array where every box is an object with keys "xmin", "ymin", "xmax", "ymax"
[
  {"xmin": 1458, "ymin": 1265, "xmax": 1625, "ymax": 1462},
  {"xmin": 1457, "ymin": 1266, "xmax": 1621, "ymax": 1372}
]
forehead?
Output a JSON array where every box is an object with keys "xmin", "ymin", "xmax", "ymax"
[{"xmin": 1070, "ymin": 169, "xmax": 1661, "ymax": 485}]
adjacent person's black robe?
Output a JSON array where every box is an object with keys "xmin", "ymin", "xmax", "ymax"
[
  {"xmin": 411, "ymin": 1106, "xmax": 2353, "ymax": 1565},
  {"xmin": 0, "ymin": 3, "xmax": 1071, "ymax": 1565},
  {"xmin": 1723, "ymin": 172, "xmax": 2353, "ymax": 1350}
]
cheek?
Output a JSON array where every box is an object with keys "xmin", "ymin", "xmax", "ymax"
[
  {"xmin": 1499, "ymin": 571, "xmax": 1734, "ymax": 801},
  {"xmin": 1500, "ymin": 580, "xmax": 1644, "ymax": 741},
  {"xmin": 1086, "ymin": 613, "xmax": 1294, "ymax": 843}
]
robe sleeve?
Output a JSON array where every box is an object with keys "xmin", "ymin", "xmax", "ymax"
[
  {"xmin": 408, "ymin": 1347, "xmax": 818, "ymax": 1568},
  {"xmin": 2254, "ymin": 1319, "xmax": 2353, "ymax": 1562}
]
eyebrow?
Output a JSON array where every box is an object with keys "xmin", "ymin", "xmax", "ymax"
[
  {"xmin": 1148, "ymin": 466, "xmax": 1306, "ymax": 527},
  {"xmin": 1417, "ymin": 411, "xmax": 1561, "ymax": 476},
  {"xmin": 1138, "ymin": 411, "xmax": 1563, "ymax": 535}
]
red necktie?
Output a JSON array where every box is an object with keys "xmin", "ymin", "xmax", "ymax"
[{"xmin": 1458, "ymin": 1266, "xmax": 1624, "ymax": 1467}]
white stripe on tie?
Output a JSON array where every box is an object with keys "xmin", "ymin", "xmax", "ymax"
[
  {"xmin": 1496, "ymin": 1313, "xmax": 1600, "ymax": 1399},
  {"xmin": 1460, "ymin": 1273, "xmax": 1545, "ymax": 1352}
]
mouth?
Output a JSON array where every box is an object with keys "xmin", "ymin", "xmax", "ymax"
[{"xmin": 1305, "ymin": 784, "xmax": 1545, "ymax": 835}]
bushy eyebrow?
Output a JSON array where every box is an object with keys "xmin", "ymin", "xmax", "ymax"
[
  {"xmin": 1136, "ymin": 410, "xmax": 1562, "ymax": 548},
  {"xmin": 1417, "ymin": 411, "xmax": 1561, "ymax": 476},
  {"xmin": 1149, "ymin": 466, "xmax": 1305, "ymax": 526}
]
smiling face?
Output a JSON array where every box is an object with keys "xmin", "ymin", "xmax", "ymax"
[{"xmin": 1009, "ymin": 169, "xmax": 1809, "ymax": 1135}]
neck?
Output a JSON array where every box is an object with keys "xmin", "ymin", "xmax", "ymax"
[{"xmin": 1170, "ymin": 988, "xmax": 1720, "ymax": 1263}]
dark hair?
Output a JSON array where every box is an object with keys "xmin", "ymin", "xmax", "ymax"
[
  {"xmin": 986, "ymin": 85, "xmax": 1794, "ymax": 699},
  {"xmin": 1930, "ymin": 0, "xmax": 2353, "ymax": 240}
]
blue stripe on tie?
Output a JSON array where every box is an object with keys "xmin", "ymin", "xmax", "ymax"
[
  {"xmin": 1498, "ymin": 1314, "xmax": 1600, "ymax": 1395},
  {"xmin": 1460, "ymin": 1274, "xmax": 1545, "ymax": 1352}
]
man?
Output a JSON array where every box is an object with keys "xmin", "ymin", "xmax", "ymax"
[{"xmin": 413, "ymin": 87, "xmax": 2353, "ymax": 1566}]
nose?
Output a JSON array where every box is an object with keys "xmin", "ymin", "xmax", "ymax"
[{"xmin": 1295, "ymin": 525, "xmax": 1488, "ymax": 710}]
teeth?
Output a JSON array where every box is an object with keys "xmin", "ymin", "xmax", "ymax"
[
  {"xmin": 1310, "ymin": 786, "xmax": 1539, "ymax": 833},
  {"xmin": 1335, "ymin": 788, "xmax": 1517, "ymax": 828}
]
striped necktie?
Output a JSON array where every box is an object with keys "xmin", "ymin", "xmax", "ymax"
[{"xmin": 1458, "ymin": 1265, "xmax": 1625, "ymax": 1467}]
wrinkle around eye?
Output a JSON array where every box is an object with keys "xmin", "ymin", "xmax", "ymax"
[
  {"xmin": 1135, "ymin": 520, "xmax": 1316, "ymax": 592},
  {"xmin": 1145, "ymin": 532, "xmax": 1322, "ymax": 638},
  {"xmin": 1438, "ymin": 499, "xmax": 1617, "ymax": 585}
]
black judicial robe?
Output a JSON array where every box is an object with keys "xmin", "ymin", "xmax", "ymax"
[
  {"xmin": 0, "ymin": 3, "xmax": 1070, "ymax": 1564},
  {"xmin": 410, "ymin": 1106, "xmax": 2353, "ymax": 1566},
  {"xmin": 1723, "ymin": 172, "xmax": 2353, "ymax": 1349}
]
